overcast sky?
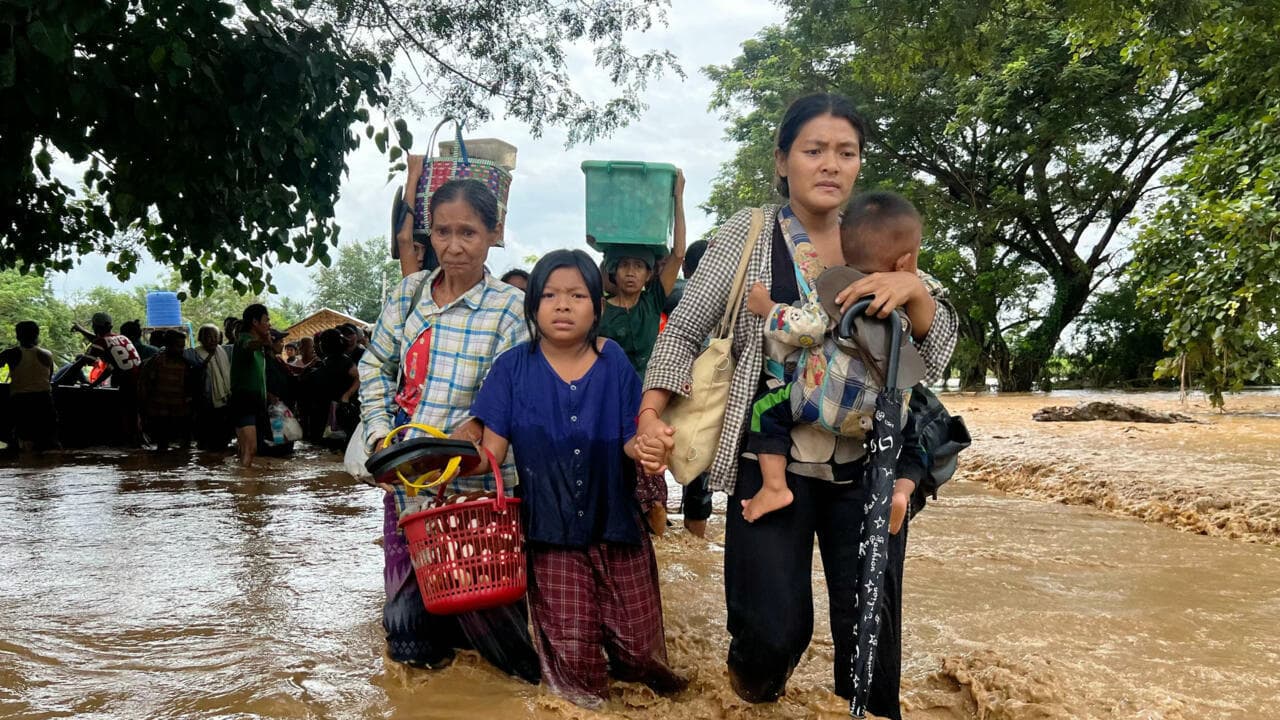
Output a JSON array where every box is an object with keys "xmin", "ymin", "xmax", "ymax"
[{"xmin": 46, "ymin": 0, "xmax": 785, "ymax": 302}]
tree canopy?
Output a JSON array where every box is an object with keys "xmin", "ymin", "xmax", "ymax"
[
  {"xmin": 1, "ymin": 0, "xmax": 677, "ymax": 293},
  {"xmin": 1066, "ymin": 0, "xmax": 1280, "ymax": 406},
  {"xmin": 307, "ymin": 236, "xmax": 401, "ymax": 323},
  {"xmin": 705, "ymin": 0, "xmax": 1209, "ymax": 391}
]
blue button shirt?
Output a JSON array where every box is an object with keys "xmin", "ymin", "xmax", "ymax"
[{"xmin": 471, "ymin": 340, "xmax": 643, "ymax": 548}]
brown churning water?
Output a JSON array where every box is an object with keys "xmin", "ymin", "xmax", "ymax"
[{"xmin": 1, "ymin": 391, "xmax": 1278, "ymax": 719}]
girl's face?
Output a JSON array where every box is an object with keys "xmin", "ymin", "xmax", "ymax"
[
  {"xmin": 430, "ymin": 198, "xmax": 494, "ymax": 281},
  {"xmin": 613, "ymin": 257, "xmax": 651, "ymax": 296},
  {"xmin": 775, "ymin": 113, "xmax": 862, "ymax": 215},
  {"xmin": 536, "ymin": 267, "xmax": 597, "ymax": 346}
]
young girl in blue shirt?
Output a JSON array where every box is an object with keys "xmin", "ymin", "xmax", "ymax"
[{"xmin": 471, "ymin": 249, "xmax": 686, "ymax": 708}]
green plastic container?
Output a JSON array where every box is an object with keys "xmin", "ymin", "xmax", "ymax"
[{"xmin": 582, "ymin": 161, "xmax": 678, "ymax": 249}]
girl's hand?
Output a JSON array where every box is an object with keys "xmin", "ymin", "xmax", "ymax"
[
  {"xmin": 635, "ymin": 434, "xmax": 670, "ymax": 475},
  {"xmin": 747, "ymin": 283, "xmax": 774, "ymax": 319},
  {"xmin": 450, "ymin": 418, "xmax": 483, "ymax": 444},
  {"xmin": 674, "ymin": 168, "xmax": 685, "ymax": 201},
  {"xmin": 635, "ymin": 412, "xmax": 675, "ymax": 474},
  {"xmin": 835, "ymin": 271, "xmax": 926, "ymax": 318}
]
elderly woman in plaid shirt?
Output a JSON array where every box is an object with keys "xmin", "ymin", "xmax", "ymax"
[
  {"xmin": 635, "ymin": 94, "xmax": 959, "ymax": 715},
  {"xmin": 359, "ymin": 179, "xmax": 539, "ymax": 681}
]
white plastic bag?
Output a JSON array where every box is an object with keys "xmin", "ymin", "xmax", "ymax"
[
  {"xmin": 344, "ymin": 420, "xmax": 372, "ymax": 481},
  {"xmin": 281, "ymin": 411, "xmax": 303, "ymax": 442}
]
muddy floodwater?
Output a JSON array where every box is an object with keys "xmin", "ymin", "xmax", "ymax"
[{"xmin": 1, "ymin": 391, "xmax": 1278, "ymax": 719}]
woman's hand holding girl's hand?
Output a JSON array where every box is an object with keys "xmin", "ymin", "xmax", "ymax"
[
  {"xmin": 635, "ymin": 410, "xmax": 675, "ymax": 474},
  {"xmin": 635, "ymin": 434, "xmax": 670, "ymax": 475},
  {"xmin": 747, "ymin": 283, "xmax": 774, "ymax": 319}
]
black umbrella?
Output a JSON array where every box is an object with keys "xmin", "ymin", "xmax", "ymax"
[{"xmin": 838, "ymin": 298, "xmax": 905, "ymax": 718}]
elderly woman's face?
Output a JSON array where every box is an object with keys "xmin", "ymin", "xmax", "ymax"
[
  {"xmin": 430, "ymin": 198, "xmax": 494, "ymax": 281},
  {"xmin": 775, "ymin": 113, "xmax": 862, "ymax": 215}
]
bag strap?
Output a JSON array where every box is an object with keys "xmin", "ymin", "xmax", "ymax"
[
  {"xmin": 716, "ymin": 208, "xmax": 765, "ymax": 339},
  {"xmin": 426, "ymin": 117, "xmax": 470, "ymax": 163}
]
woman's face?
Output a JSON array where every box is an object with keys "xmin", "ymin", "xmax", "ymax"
[
  {"xmin": 536, "ymin": 267, "xmax": 596, "ymax": 346},
  {"xmin": 775, "ymin": 113, "xmax": 862, "ymax": 215},
  {"xmin": 430, "ymin": 198, "xmax": 494, "ymax": 281},
  {"xmin": 613, "ymin": 257, "xmax": 651, "ymax": 296}
]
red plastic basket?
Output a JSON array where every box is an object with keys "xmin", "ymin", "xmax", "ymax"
[{"xmin": 397, "ymin": 448, "xmax": 525, "ymax": 615}]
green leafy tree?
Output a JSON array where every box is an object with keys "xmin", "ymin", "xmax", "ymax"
[
  {"xmin": 272, "ymin": 296, "xmax": 309, "ymax": 331},
  {"xmin": 705, "ymin": 0, "xmax": 1207, "ymax": 390},
  {"xmin": 67, "ymin": 286, "xmax": 148, "ymax": 335},
  {"xmin": 0, "ymin": 269, "xmax": 75, "ymax": 361},
  {"xmin": 2, "ymin": 0, "xmax": 676, "ymax": 293},
  {"xmin": 1067, "ymin": 1, "xmax": 1280, "ymax": 407},
  {"xmin": 1058, "ymin": 276, "xmax": 1172, "ymax": 389},
  {"xmin": 309, "ymin": 236, "xmax": 402, "ymax": 323}
]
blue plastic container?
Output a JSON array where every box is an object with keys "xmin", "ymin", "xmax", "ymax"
[
  {"xmin": 582, "ymin": 161, "xmax": 677, "ymax": 248},
  {"xmin": 145, "ymin": 291, "xmax": 182, "ymax": 327}
]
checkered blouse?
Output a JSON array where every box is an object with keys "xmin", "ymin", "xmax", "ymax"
[{"xmin": 644, "ymin": 205, "xmax": 959, "ymax": 495}]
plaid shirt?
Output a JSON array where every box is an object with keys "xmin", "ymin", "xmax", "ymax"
[
  {"xmin": 645, "ymin": 205, "xmax": 959, "ymax": 495},
  {"xmin": 360, "ymin": 269, "xmax": 528, "ymax": 491}
]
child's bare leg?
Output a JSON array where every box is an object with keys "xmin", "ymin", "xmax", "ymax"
[{"xmin": 741, "ymin": 453, "xmax": 794, "ymax": 522}]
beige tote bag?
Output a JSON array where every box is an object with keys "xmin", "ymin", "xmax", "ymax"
[{"xmin": 663, "ymin": 208, "xmax": 764, "ymax": 485}]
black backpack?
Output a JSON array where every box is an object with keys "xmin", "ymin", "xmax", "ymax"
[{"xmin": 907, "ymin": 385, "xmax": 972, "ymax": 519}]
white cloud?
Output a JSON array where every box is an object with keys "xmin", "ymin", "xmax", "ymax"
[{"xmin": 47, "ymin": 0, "xmax": 784, "ymax": 301}]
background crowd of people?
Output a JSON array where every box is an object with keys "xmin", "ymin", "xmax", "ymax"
[{"xmin": 0, "ymin": 306, "xmax": 378, "ymax": 465}]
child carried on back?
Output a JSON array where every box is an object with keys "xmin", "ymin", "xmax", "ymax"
[{"xmin": 741, "ymin": 191, "xmax": 928, "ymax": 527}]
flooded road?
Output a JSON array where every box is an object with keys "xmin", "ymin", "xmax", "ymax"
[{"xmin": 1, "ymin": 391, "xmax": 1278, "ymax": 719}]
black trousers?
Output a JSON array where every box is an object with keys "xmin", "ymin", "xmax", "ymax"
[
  {"xmin": 680, "ymin": 473, "xmax": 713, "ymax": 521},
  {"xmin": 725, "ymin": 456, "xmax": 908, "ymax": 714}
]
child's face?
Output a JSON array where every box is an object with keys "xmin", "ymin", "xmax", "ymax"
[{"xmin": 536, "ymin": 267, "xmax": 597, "ymax": 345}]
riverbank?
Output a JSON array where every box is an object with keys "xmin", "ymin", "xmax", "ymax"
[{"xmin": 951, "ymin": 391, "xmax": 1280, "ymax": 545}]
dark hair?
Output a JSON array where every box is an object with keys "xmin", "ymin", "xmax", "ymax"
[
  {"xmin": 120, "ymin": 320, "xmax": 142, "ymax": 340},
  {"xmin": 242, "ymin": 303, "xmax": 268, "ymax": 327},
  {"xmin": 775, "ymin": 93, "xmax": 868, "ymax": 198},
  {"xmin": 15, "ymin": 321, "xmax": 39, "ymax": 346},
  {"xmin": 841, "ymin": 190, "xmax": 922, "ymax": 271},
  {"xmin": 151, "ymin": 329, "xmax": 171, "ymax": 346},
  {"xmin": 683, "ymin": 240, "xmax": 708, "ymax": 277},
  {"xmin": 500, "ymin": 269, "xmax": 530, "ymax": 284},
  {"xmin": 318, "ymin": 328, "xmax": 346, "ymax": 358},
  {"xmin": 525, "ymin": 249, "xmax": 604, "ymax": 353},
  {"xmin": 428, "ymin": 179, "xmax": 500, "ymax": 232},
  {"xmin": 337, "ymin": 323, "xmax": 357, "ymax": 336}
]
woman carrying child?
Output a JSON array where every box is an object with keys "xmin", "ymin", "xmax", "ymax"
[
  {"xmin": 471, "ymin": 249, "xmax": 686, "ymax": 709},
  {"xmin": 598, "ymin": 169, "xmax": 687, "ymax": 533},
  {"xmin": 635, "ymin": 94, "xmax": 958, "ymax": 715}
]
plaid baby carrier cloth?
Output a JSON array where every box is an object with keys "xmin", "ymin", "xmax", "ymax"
[
  {"xmin": 791, "ymin": 335, "xmax": 909, "ymax": 438},
  {"xmin": 778, "ymin": 208, "xmax": 911, "ymax": 439}
]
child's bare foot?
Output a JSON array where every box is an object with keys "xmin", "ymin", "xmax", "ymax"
[{"xmin": 740, "ymin": 486, "xmax": 794, "ymax": 522}]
